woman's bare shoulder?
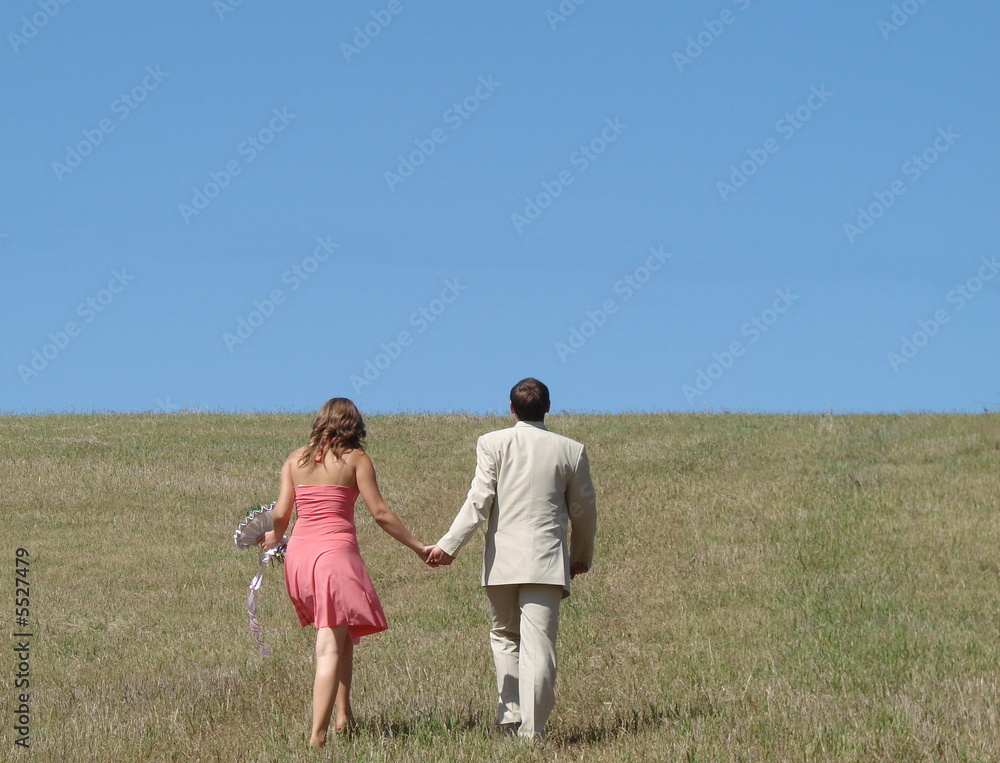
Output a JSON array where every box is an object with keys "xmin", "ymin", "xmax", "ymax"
[
  {"xmin": 342, "ymin": 448, "xmax": 371, "ymax": 469},
  {"xmin": 285, "ymin": 446, "xmax": 308, "ymax": 465}
]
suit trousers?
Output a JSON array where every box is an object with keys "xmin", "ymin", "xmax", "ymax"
[{"xmin": 486, "ymin": 583, "xmax": 563, "ymax": 740}]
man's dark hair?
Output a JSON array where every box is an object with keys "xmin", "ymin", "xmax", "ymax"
[{"xmin": 510, "ymin": 378, "xmax": 550, "ymax": 421}]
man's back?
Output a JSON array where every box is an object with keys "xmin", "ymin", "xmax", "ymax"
[{"xmin": 439, "ymin": 420, "xmax": 596, "ymax": 594}]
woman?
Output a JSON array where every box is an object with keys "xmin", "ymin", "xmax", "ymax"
[{"xmin": 259, "ymin": 397, "xmax": 430, "ymax": 747}]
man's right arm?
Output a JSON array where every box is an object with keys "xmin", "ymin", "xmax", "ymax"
[{"xmin": 436, "ymin": 437, "xmax": 498, "ymax": 558}]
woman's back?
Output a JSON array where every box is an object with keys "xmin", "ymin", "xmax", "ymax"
[{"xmin": 288, "ymin": 446, "xmax": 362, "ymax": 489}]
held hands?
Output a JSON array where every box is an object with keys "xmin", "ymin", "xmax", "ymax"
[
  {"xmin": 413, "ymin": 544, "xmax": 451, "ymax": 567},
  {"xmin": 413, "ymin": 546, "xmax": 451, "ymax": 567},
  {"xmin": 426, "ymin": 545, "xmax": 454, "ymax": 567},
  {"xmin": 415, "ymin": 545, "xmax": 437, "ymax": 566}
]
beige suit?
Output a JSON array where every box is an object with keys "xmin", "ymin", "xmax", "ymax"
[{"xmin": 438, "ymin": 420, "xmax": 597, "ymax": 739}]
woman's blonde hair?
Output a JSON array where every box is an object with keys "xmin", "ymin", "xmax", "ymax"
[{"xmin": 299, "ymin": 398, "xmax": 366, "ymax": 466}]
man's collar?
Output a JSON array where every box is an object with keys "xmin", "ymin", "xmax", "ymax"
[{"xmin": 514, "ymin": 420, "xmax": 548, "ymax": 431}]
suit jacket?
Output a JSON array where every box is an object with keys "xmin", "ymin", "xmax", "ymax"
[{"xmin": 437, "ymin": 420, "xmax": 597, "ymax": 596}]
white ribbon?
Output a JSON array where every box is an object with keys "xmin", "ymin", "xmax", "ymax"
[{"xmin": 245, "ymin": 545, "xmax": 284, "ymax": 658}]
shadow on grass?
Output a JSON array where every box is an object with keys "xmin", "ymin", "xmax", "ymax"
[
  {"xmin": 553, "ymin": 699, "xmax": 717, "ymax": 745},
  {"xmin": 355, "ymin": 699, "xmax": 714, "ymax": 745},
  {"xmin": 358, "ymin": 709, "xmax": 489, "ymax": 739}
]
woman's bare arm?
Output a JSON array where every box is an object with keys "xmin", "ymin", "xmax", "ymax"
[
  {"xmin": 354, "ymin": 452, "xmax": 427, "ymax": 558},
  {"xmin": 260, "ymin": 456, "xmax": 295, "ymax": 550}
]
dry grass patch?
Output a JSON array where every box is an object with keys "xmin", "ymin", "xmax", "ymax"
[{"xmin": 1, "ymin": 412, "xmax": 997, "ymax": 760}]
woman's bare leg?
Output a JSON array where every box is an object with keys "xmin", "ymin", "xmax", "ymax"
[
  {"xmin": 334, "ymin": 636, "xmax": 356, "ymax": 733},
  {"xmin": 310, "ymin": 626, "xmax": 348, "ymax": 747}
]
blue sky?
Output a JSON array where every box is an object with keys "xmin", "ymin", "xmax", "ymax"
[{"xmin": 2, "ymin": 0, "xmax": 997, "ymax": 414}]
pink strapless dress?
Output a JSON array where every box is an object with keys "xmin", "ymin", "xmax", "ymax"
[{"xmin": 283, "ymin": 484, "xmax": 388, "ymax": 644}]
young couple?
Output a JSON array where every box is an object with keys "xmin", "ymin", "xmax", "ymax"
[{"xmin": 259, "ymin": 378, "xmax": 597, "ymax": 746}]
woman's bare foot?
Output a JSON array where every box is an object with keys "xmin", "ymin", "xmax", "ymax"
[
  {"xmin": 334, "ymin": 716, "xmax": 358, "ymax": 737},
  {"xmin": 308, "ymin": 730, "xmax": 327, "ymax": 748}
]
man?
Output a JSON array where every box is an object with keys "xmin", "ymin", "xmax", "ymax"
[{"xmin": 428, "ymin": 378, "xmax": 597, "ymax": 741}]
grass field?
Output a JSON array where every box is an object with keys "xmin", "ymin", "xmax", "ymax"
[{"xmin": 2, "ymin": 411, "xmax": 998, "ymax": 761}]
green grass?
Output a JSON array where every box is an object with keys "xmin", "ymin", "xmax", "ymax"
[{"xmin": 2, "ymin": 412, "xmax": 998, "ymax": 761}]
